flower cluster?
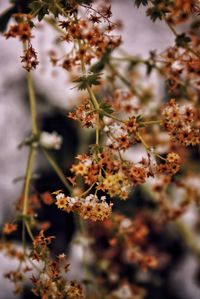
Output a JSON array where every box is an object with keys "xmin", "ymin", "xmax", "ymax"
[
  {"xmin": 104, "ymin": 89, "xmax": 140, "ymax": 114},
  {"xmin": 21, "ymin": 44, "xmax": 39, "ymax": 72},
  {"xmin": 2, "ymin": 0, "xmax": 200, "ymax": 298},
  {"xmin": 104, "ymin": 118, "xmax": 138, "ymax": 150},
  {"xmin": 156, "ymin": 152, "xmax": 181, "ymax": 175},
  {"xmin": 68, "ymin": 100, "xmax": 97, "ymax": 128},
  {"xmin": 166, "ymin": 0, "xmax": 196, "ymax": 24},
  {"xmin": 54, "ymin": 10, "xmax": 121, "ymax": 70},
  {"xmin": 55, "ymin": 192, "xmax": 113, "ymax": 221},
  {"xmin": 70, "ymin": 146, "xmax": 181, "ymax": 201},
  {"xmin": 160, "ymin": 47, "xmax": 200, "ymax": 97},
  {"xmin": 4, "ymin": 13, "xmax": 39, "ymax": 71},
  {"xmin": 30, "ymin": 231, "xmax": 85, "ymax": 299},
  {"xmin": 162, "ymin": 99, "xmax": 200, "ymax": 146},
  {"xmin": 87, "ymin": 213, "xmax": 158, "ymax": 296},
  {"xmin": 4, "ymin": 14, "xmax": 32, "ymax": 41},
  {"xmin": 2, "ymin": 223, "xmax": 17, "ymax": 235}
]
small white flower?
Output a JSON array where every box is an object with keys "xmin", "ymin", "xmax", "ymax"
[
  {"xmin": 109, "ymin": 123, "xmax": 127, "ymax": 137},
  {"xmin": 40, "ymin": 273, "xmax": 50, "ymax": 283},
  {"xmin": 40, "ymin": 131, "xmax": 63, "ymax": 150},
  {"xmin": 83, "ymin": 158, "xmax": 92, "ymax": 167},
  {"xmin": 120, "ymin": 218, "xmax": 132, "ymax": 229},
  {"xmin": 104, "ymin": 125, "xmax": 110, "ymax": 132},
  {"xmin": 171, "ymin": 61, "xmax": 183, "ymax": 71},
  {"xmin": 56, "ymin": 193, "xmax": 65, "ymax": 200},
  {"xmin": 100, "ymin": 196, "xmax": 106, "ymax": 201}
]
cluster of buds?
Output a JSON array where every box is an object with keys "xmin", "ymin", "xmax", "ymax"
[
  {"xmin": 55, "ymin": 192, "xmax": 113, "ymax": 221},
  {"xmin": 21, "ymin": 44, "xmax": 39, "ymax": 72},
  {"xmin": 68, "ymin": 100, "xmax": 97, "ymax": 128}
]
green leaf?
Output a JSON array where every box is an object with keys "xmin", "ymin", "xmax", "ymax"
[
  {"xmin": 134, "ymin": 0, "xmax": 149, "ymax": 7},
  {"xmin": 175, "ymin": 33, "xmax": 191, "ymax": 48},
  {"xmin": 29, "ymin": 1, "xmax": 47, "ymax": 21},
  {"xmin": 0, "ymin": 7, "xmax": 16, "ymax": 32},
  {"xmin": 136, "ymin": 115, "xmax": 144, "ymax": 122},
  {"xmin": 99, "ymin": 102, "xmax": 114, "ymax": 115},
  {"xmin": 73, "ymin": 73, "xmax": 102, "ymax": 90},
  {"xmin": 90, "ymin": 48, "xmax": 112, "ymax": 73},
  {"xmin": 29, "ymin": 0, "xmax": 62, "ymax": 21},
  {"xmin": 146, "ymin": 7, "xmax": 163, "ymax": 22}
]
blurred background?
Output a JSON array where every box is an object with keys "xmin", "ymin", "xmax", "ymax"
[{"xmin": 1, "ymin": 1, "xmax": 200, "ymax": 298}]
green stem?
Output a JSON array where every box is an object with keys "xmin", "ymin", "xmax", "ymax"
[
  {"xmin": 25, "ymin": 221, "xmax": 35, "ymax": 242},
  {"xmin": 77, "ymin": 39, "xmax": 87, "ymax": 74},
  {"xmin": 77, "ymin": 38, "xmax": 101, "ymax": 145},
  {"xmin": 27, "ymin": 72, "xmax": 39, "ymax": 136},
  {"xmin": 140, "ymin": 120, "xmax": 162, "ymax": 125},
  {"xmin": 45, "ymin": 17, "xmax": 66, "ymax": 35},
  {"xmin": 165, "ymin": 18, "xmax": 178, "ymax": 36},
  {"xmin": 42, "ymin": 148, "xmax": 73, "ymax": 193},
  {"xmin": 86, "ymin": 84, "xmax": 100, "ymax": 110},
  {"xmin": 102, "ymin": 111, "xmax": 125, "ymax": 123},
  {"xmin": 137, "ymin": 132, "xmax": 166, "ymax": 161},
  {"xmin": 26, "ymin": 255, "xmax": 41, "ymax": 272},
  {"xmin": 22, "ymin": 147, "xmax": 36, "ymax": 215},
  {"xmin": 108, "ymin": 62, "xmax": 141, "ymax": 97},
  {"xmin": 22, "ymin": 220, "xmax": 26, "ymax": 253},
  {"xmin": 56, "ymin": 3, "xmax": 68, "ymax": 17},
  {"xmin": 175, "ymin": 220, "xmax": 200, "ymax": 259},
  {"xmin": 79, "ymin": 182, "xmax": 96, "ymax": 198},
  {"xmin": 96, "ymin": 113, "xmax": 99, "ymax": 145},
  {"xmin": 137, "ymin": 132, "xmax": 150, "ymax": 150}
]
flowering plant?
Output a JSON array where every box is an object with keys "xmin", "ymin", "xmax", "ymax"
[{"xmin": 1, "ymin": 0, "xmax": 200, "ymax": 298}]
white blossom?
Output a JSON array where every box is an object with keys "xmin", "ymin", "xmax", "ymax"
[
  {"xmin": 40, "ymin": 131, "xmax": 63, "ymax": 150},
  {"xmin": 56, "ymin": 193, "xmax": 65, "ymax": 200}
]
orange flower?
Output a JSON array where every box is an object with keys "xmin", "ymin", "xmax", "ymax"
[{"xmin": 3, "ymin": 223, "xmax": 17, "ymax": 235}]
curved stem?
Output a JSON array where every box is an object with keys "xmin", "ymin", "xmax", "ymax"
[
  {"xmin": 22, "ymin": 147, "xmax": 36, "ymax": 215},
  {"xmin": 25, "ymin": 221, "xmax": 35, "ymax": 242},
  {"xmin": 78, "ymin": 182, "xmax": 96, "ymax": 198},
  {"xmin": 42, "ymin": 148, "xmax": 73, "ymax": 193},
  {"xmin": 102, "ymin": 111, "xmax": 125, "ymax": 123},
  {"xmin": 137, "ymin": 132, "xmax": 166, "ymax": 161},
  {"xmin": 86, "ymin": 84, "xmax": 100, "ymax": 110},
  {"xmin": 21, "ymin": 70, "xmax": 39, "ymax": 247},
  {"xmin": 107, "ymin": 62, "xmax": 141, "ymax": 97}
]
